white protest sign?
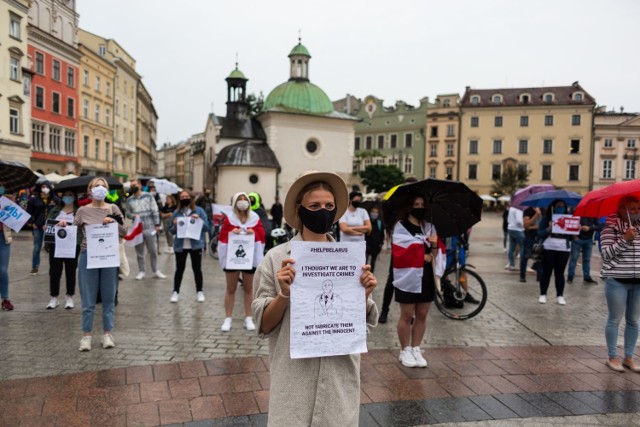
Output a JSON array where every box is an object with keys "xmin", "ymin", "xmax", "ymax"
[
  {"xmin": 177, "ymin": 216, "xmax": 204, "ymax": 240},
  {"xmin": 54, "ymin": 225, "xmax": 77, "ymax": 258},
  {"xmin": 289, "ymin": 241, "xmax": 367, "ymax": 359},
  {"xmin": 86, "ymin": 222, "xmax": 120, "ymax": 269},
  {"xmin": 225, "ymin": 233, "xmax": 255, "ymax": 270},
  {"xmin": 552, "ymin": 214, "xmax": 581, "ymax": 235},
  {"xmin": 0, "ymin": 196, "xmax": 31, "ymax": 232}
]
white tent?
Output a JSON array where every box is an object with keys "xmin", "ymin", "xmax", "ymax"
[
  {"xmin": 479, "ymin": 194, "xmax": 497, "ymax": 202},
  {"xmin": 498, "ymin": 195, "xmax": 511, "ymax": 203},
  {"xmin": 44, "ymin": 172, "xmax": 65, "ymax": 184}
]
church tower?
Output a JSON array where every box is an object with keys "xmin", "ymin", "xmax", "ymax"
[
  {"xmin": 225, "ymin": 62, "xmax": 249, "ymax": 120},
  {"xmin": 288, "ymin": 37, "xmax": 311, "ymax": 81}
]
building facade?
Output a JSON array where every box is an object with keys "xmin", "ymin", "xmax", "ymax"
[
  {"xmin": 593, "ymin": 108, "xmax": 640, "ymax": 188},
  {"xmin": 1, "ymin": 0, "xmax": 31, "ymax": 165},
  {"xmin": 426, "ymin": 94, "xmax": 460, "ymax": 180},
  {"xmin": 459, "ymin": 83, "xmax": 596, "ymax": 195},
  {"xmin": 136, "ymin": 80, "xmax": 158, "ymax": 177},
  {"xmin": 189, "ymin": 132, "xmax": 205, "ymax": 193},
  {"xmin": 28, "ymin": 0, "xmax": 80, "ymax": 174}
]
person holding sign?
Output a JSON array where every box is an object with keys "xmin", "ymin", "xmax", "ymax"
[
  {"xmin": 392, "ymin": 194, "xmax": 445, "ymax": 368},
  {"xmin": 218, "ymin": 192, "xmax": 265, "ymax": 331},
  {"xmin": 252, "ymin": 171, "xmax": 378, "ymax": 426},
  {"xmin": 45, "ymin": 191, "xmax": 80, "ymax": 310},
  {"xmin": 169, "ymin": 190, "xmax": 209, "ymax": 303},
  {"xmin": 0, "ymin": 184, "xmax": 15, "ymax": 311},
  {"xmin": 61, "ymin": 178, "xmax": 127, "ymax": 352},
  {"xmin": 26, "ymin": 182, "xmax": 58, "ymax": 275},
  {"xmin": 537, "ymin": 200, "xmax": 572, "ymax": 305}
]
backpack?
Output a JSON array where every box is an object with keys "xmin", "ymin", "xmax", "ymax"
[{"xmin": 441, "ymin": 277, "xmax": 464, "ymax": 309}]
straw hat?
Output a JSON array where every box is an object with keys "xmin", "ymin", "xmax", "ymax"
[{"xmin": 283, "ymin": 171, "xmax": 349, "ymax": 230}]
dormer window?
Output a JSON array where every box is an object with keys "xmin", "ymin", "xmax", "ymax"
[
  {"xmin": 520, "ymin": 94, "xmax": 530, "ymax": 104},
  {"xmin": 470, "ymin": 96, "xmax": 480, "ymax": 106},
  {"xmin": 443, "ymin": 99, "xmax": 451, "ymax": 108},
  {"xmin": 573, "ymin": 92, "xmax": 584, "ymax": 102},
  {"xmin": 492, "ymin": 95, "xmax": 502, "ymax": 105},
  {"xmin": 543, "ymin": 93, "xmax": 554, "ymax": 103}
]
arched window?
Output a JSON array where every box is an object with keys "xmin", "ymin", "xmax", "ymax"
[
  {"xmin": 492, "ymin": 95, "xmax": 502, "ymax": 105},
  {"xmin": 470, "ymin": 96, "xmax": 480, "ymax": 106}
]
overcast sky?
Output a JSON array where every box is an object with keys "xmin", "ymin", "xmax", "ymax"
[{"xmin": 77, "ymin": 0, "xmax": 640, "ymax": 146}]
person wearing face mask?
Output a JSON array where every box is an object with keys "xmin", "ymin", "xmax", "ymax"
[
  {"xmin": 0, "ymin": 183, "xmax": 15, "ymax": 311},
  {"xmin": 217, "ymin": 192, "xmax": 266, "ymax": 331},
  {"xmin": 365, "ymin": 206, "xmax": 385, "ymax": 273},
  {"xmin": 169, "ymin": 191, "xmax": 209, "ymax": 303},
  {"xmin": 252, "ymin": 171, "xmax": 377, "ymax": 426},
  {"xmin": 26, "ymin": 182, "xmax": 59, "ymax": 275},
  {"xmin": 249, "ymin": 192, "xmax": 272, "ymax": 251},
  {"xmin": 600, "ymin": 195, "xmax": 640, "ymax": 373},
  {"xmin": 64, "ymin": 178, "xmax": 127, "ymax": 351},
  {"xmin": 195, "ymin": 187, "xmax": 215, "ymax": 240},
  {"xmin": 338, "ymin": 191, "xmax": 371, "ymax": 242},
  {"xmin": 537, "ymin": 200, "xmax": 572, "ymax": 305},
  {"xmin": 45, "ymin": 191, "xmax": 80, "ymax": 310}
]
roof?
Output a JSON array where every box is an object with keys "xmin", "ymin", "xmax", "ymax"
[
  {"xmin": 213, "ymin": 140, "xmax": 280, "ymax": 170},
  {"xmin": 216, "ymin": 116, "xmax": 266, "ymax": 141},
  {"xmin": 289, "ymin": 42, "xmax": 311, "ymax": 57},
  {"xmin": 460, "ymin": 83, "xmax": 596, "ymax": 107},
  {"xmin": 263, "ymin": 80, "xmax": 333, "ymax": 115},
  {"xmin": 227, "ymin": 67, "xmax": 247, "ymax": 80}
]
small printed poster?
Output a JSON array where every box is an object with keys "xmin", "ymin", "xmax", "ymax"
[
  {"xmin": 44, "ymin": 211, "xmax": 74, "ymax": 244},
  {"xmin": 225, "ymin": 233, "xmax": 255, "ymax": 270},
  {"xmin": 54, "ymin": 225, "xmax": 77, "ymax": 258},
  {"xmin": 177, "ymin": 216, "xmax": 204, "ymax": 240},
  {"xmin": 289, "ymin": 241, "xmax": 367, "ymax": 359},
  {"xmin": 552, "ymin": 214, "xmax": 581, "ymax": 235},
  {"xmin": 0, "ymin": 196, "xmax": 31, "ymax": 232},
  {"xmin": 86, "ymin": 223, "xmax": 120, "ymax": 269}
]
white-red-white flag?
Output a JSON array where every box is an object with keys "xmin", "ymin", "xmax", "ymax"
[{"xmin": 124, "ymin": 216, "xmax": 144, "ymax": 247}]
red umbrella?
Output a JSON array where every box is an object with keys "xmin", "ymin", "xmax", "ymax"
[{"xmin": 573, "ymin": 179, "xmax": 640, "ymax": 218}]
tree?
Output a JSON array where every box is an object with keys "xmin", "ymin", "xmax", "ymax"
[
  {"xmin": 491, "ymin": 166, "xmax": 530, "ymax": 196},
  {"xmin": 246, "ymin": 91, "xmax": 264, "ymax": 116},
  {"xmin": 359, "ymin": 165, "xmax": 405, "ymax": 193}
]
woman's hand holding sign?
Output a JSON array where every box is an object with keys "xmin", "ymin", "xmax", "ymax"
[
  {"xmin": 360, "ymin": 265, "xmax": 377, "ymax": 299},
  {"xmin": 277, "ymin": 258, "xmax": 296, "ymax": 297}
]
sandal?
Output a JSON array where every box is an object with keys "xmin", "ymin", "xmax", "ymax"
[
  {"xmin": 605, "ymin": 359, "xmax": 624, "ymax": 372},
  {"xmin": 622, "ymin": 361, "xmax": 640, "ymax": 373}
]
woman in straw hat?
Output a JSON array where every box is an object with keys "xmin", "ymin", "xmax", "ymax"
[{"xmin": 252, "ymin": 171, "xmax": 378, "ymax": 426}]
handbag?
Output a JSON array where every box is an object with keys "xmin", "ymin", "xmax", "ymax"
[{"xmin": 529, "ymin": 237, "xmax": 546, "ymax": 261}]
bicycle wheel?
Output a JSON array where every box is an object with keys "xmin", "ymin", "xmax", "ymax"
[
  {"xmin": 208, "ymin": 234, "xmax": 219, "ymax": 259},
  {"xmin": 435, "ymin": 267, "xmax": 487, "ymax": 320}
]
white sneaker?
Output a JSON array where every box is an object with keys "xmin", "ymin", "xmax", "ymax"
[
  {"xmin": 170, "ymin": 291, "xmax": 179, "ymax": 303},
  {"xmin": 79, "ymin": 336, "xmax": 92, "ymax": 352},
  {"xmin": 102, "ymin": 333, "xmax": 115, "ymax": 349},
  {"xmin": 538, "ymin": 295, "xmax": 547, "ymax": 304},
  {"xmin": 221, "ymin": 317, "xmax": 232, "ymax": 332},
  {"xmin": 65, "ymin": 296, "xmax": 74, "ymax": 309},
  {"xmin": 154, "ymin": 271, "xmax": 166, "ymax": 279},
  {"xmin": 46, "ymin": 297, "xmax": 59, "ymax": 310},
  {"xmin": 557, "ymin": 296, "xmax": 566, "ymax": 305},
  {"xmin": 526, "ymin": 267, "xmax": 536, "ymax": 274},
  {"xmin": 135, "ymin": 272, "xmax": 145, "ymax": 280},
  {"xmin": 412, "ymin": 347, "xmax": 428, "ymax": 368},
  {"xmin": 399, "ymin": 346, "xmax": 417, "ymax": 367},
  {"xmin": 196, "ymin": 291, "xmax": 205, "ymax": 302},
  {"xmin": 244, "ymin": 316, "xmax": 256, "ymax": 331},
  {"xmin": 168, "ymin": 247, "xmax": 174, "ymax": 254}
]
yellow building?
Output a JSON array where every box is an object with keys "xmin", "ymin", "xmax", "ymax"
[
  {"xmin": 425, "ymin": 94, "xmax": 460, "ymax": 180},
  {"xmin": 593, "ymin": 108, "xmax": 640, "ymax": 188},
  {"xmin": 77, "ymin": 41, "xmax": 116, "ymax": 176},
  {"xmin": 459, "ymin": 83, "xmax": 596, "ymax": 195},
  {"xmin": 136, "ymin": 80, "xmax": 158, "ymax": 176}
]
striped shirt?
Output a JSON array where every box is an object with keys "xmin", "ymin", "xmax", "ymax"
[
  {"xmin": 74, "ymin": 204, "xmax": 127, "ymax": 250},
  {"xmin": 600, "ymin": 214, "xmax": 640, "ymax": 279}
]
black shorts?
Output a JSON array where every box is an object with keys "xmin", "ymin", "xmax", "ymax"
[
  {"xmin": 394, "ymin": 262, "xmax": 435, "ymax": 304},
  {"xmin": 223, "ymin": 268, "xmax": 257, "ymax": 274}
]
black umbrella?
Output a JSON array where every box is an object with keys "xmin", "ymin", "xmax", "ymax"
[
  {"xmin": 382, "ymin": 178, "xmax": 483, "ymax": 238},
  {"xmin": 0, "ymin": 160, "xmax": 38, "ymax": 193},
  {"xmin": 54, "ymin": 176, "xmax": 124, "ymax": 193}
]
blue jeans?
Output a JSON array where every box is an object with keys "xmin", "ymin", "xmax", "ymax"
[
  {"xmin": 508, "ymin": 229, "xmax": 524, "ymax": 268},
  {"xmin": 32, "ymin": 228, "xmax": 44, "ymax": 269},
  {"xmin": 0, "ymin": 234, "xmax": 10, "ymax": 299},
  {"xmin": 568, "ymin": 238, "xmax": 593, "ymax": 279},
  {"xmin": 605, "ymin": 278, "xmax": 640, "ymax": 359},
  {"xmin": 78, "ymin": 251, "xmax": 118, "ymax": 333}
]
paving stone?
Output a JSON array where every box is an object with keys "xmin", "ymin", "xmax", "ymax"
[
  {"xmin": 516, "ymin": 392, "xmax": 572, "ymax": 417},
  {"xmin": 468, "ymin": 395, "xmax": 518, "ymax": 419},
  {"xmin": 365, "ymin": 400, "xmax": 437, "ymax": 427}
]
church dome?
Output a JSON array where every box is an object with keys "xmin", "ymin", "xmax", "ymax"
[
  {"xmin": 263, "ymin": 81, "xmax": 333, "ymax": 114},
  {"xmin": 289, "ymin": 42, "xmax": 311, "ymax": 58},
  {"xmin": 227, "ymin": 67, "xmax": 246, "ymax": 80}
]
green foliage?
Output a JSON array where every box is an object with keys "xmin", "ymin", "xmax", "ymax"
[
  {"xmin": 491, "ymin": 166, "xmax": 530, "ymax": 196},
  {"xmin": 359, "ymin": 165, "xmax": 405, "ymax": 193},
  {"xmin": 246, "ymin": 92, "xmax": 264, "ymax": 116},
  {"xmin": 355, "ymin": 150, "xmax": 383, "ymax": 159}
]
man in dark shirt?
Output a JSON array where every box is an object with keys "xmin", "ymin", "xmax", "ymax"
[
  {"xmin": 521, "ymin": 206, "xmax": 541, "ymax": 283},
  {"xmin": 270, "ymin": 196, "xmax": 283, "ymax": 229},
  {"xmin": 567, "ymin": 216, "xmax": 601, "ymax": 284}
]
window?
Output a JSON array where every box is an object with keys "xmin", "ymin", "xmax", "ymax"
[
  {"xmin": 376, "ymin": 157, "xmax": 385, "ymax": 165},
  {"xmin": 83, "ymin": 70, "xmax": 89, "ymax": 86},
  {"xmin": 52, "ymin": 60, "xmax": 61, "ymax": 81},
  {"xmin": 602, "ymin": 160, "xmax": 613, "ymax": 179},
  {"xmin": 404, "ymin": 157, "xmax": 413, "ymax": 174},
  {"xmin": 35, "ymin": 52, "xmax": 44, "ymax": 74},
  {"xmin": 542, "ymin": 165, "xmax": 552, "ymax": 181},
  {"xmin": 469, "ymin": 140, "xmax": 478, "ymax": 154},
  {"xmin": 52, "ymin": 92, "xmax": 60, "ymax": 114},
  {"xmin": 520, "ymin": 116, "xmax": 529, "ymax": 127},
  {"xmin": 574, "ymin": 93, "xmax": 583, "ymax": 102},
  {"xmin": 9, "ymin": 108, "xmax": 19, "ymax": 134},
  {"xmin": 443, "ymin": 99, "xmax": 451, "ymax": 107},
  {"xmin": 83, "ymin": 99, "xmax": 89, "ymax": 118},
  {"xmin": 10, "ymin": 13, "xmax": 21, "ymax": 39},
  {"xmin": 468, "ymin": 164, "xmax": 478, "ymax": 180},
  {"xmin": 23, "ymin": 74, "xmax": 31, "ymax": 96},
  {"xmin": 364, "ymin": 158, "xmax": 372, "ymax": 168},
  {"xmin": 471, "ymin": 96, "xmax": 480, "ymax": 106},
  {"xmin": 569, "ymin": 165, "xmax": 580, "ymax": 181},
  {"xmin": 95, "ymin": 139, "xmax": 100, "ymax": 160},
  {"xmin": 49, "ymin": 127, "xmax": 61, "ymax": 153},
  {"xmin": 365, "ymin": 136, "xmax": 372, "ymax": 150},
  {"xmin": 115, "ymin": 125, "xmax": 119, "ymax": 142},
  {"xmin": 354, "ymin": 136, "xmax": 360, "ymax": 150},
  {"xmin": 491, "ymin": 164, "xmax": 501, "ymax": 180},
  {"xmin": 106, "ymin": 82, "xmax": 111, "ymax": 97},
  {"xmin": 627, "ymin": 139, "xmax": 637, "ymax": 149},
  {"xmin": 123, "ymin": 103, "xmax": 127, "ymax": 120},
  {"xmin": 377, "ymin": 135, "xmax": 384, "ymax": 149},
  {"xmin": 390, "ymin": 134, "xmax": 397, "ymax": 149},
  {"xmin": 95, "ymin": 76, "xmax": 101, "ymax": 92},
  {"xmin": 445, "ymin": 166, "xmax": 453, "ymax": 180},
  {"xmin": 83, "ymin": 135, "xmax": 89, "ymax": 157},
  {"xmin": 105, "ymin": 108, "xmax": 111, "ymax": 126},
  {"xmin": 470, "ymin": 117, "xmax": 479, "ymax": 127},
  {"xmin": 543, "ymin": 139, "xmax": 553, "ymax": 154},
  {"xmin": 429, "ymin": 166, "xmax": 436, "ymax": 179},
  {"xmin": 571, "ymin": 114, "xmax": 581, "ymax": 125},
  {"xmin": 105, "ymin": 141, "xmax": 110, "ymax": 161},
  {"xmin": 64, "ymin": 131, "xmax": 75, "ymax": 155},
  {"xmin": 493, "ymin": 140, "xmax": 502, "ymax": 154},
  {"xmin": 306, "ymin": 139, "xmax": 319, "ymax": 154},
  {"xmin": 429, "ymin": 143, "xmax": 437, "ymax": 157},
  {"xmin": 389, "ymin": 157, "xmax": 398, "ymax": 168},
  {"xmin": 35, "ymin": 87, "xmax": 45, "ymax": 109},
  {"xmin": 446, "ymin": 143, "xmax": 454, "ymax": 156},
  {"xmin": 604, "ymin": 138, "xmax": 613, "ymax": 148},
  {"xmin": 405, "ymin": 133, "xmax": 413, "ymax": 148},
  {"xmin": 570, "ymin": 139, "xmax": 580, "ymax": 154},
  {"xmin": 517, "ymin": 164, "xmax": 528, "ymax": 177},
  {"xmin": 544, "ymin": 115, "xmax": 553, "ymax": 126},
  {"xmin": 95, "ymin": 104, "xmax": 101, "ymax": 123},
  {"xmin": 32, "ymin": 123, "xmax": 45, "ymax": 151},
  {"xmin": 518, "ymin": 139, "xmax": 528, "ymax": 154},
  {"xmin": 10, "ymin": 57, "xmax": 20, "ymax": 80},
  {"xmin": 544, "ymin": 94, "xmax": 553, "ymax": 103},
  {"xmin": 521, "ymin": 95, "xmax": 530, "ymax": 104},
  {"xmin": 67, "ymin": 98, "xmax": 74, "ymax": 117},
  {"xmin": 99, "ymin": 44, "xmax": 107, "ymax": 56},
  {"xmin": 67, "ymin": 67, "xmax": 75, "ymax": 87},
  {"xmin": 430, "ymin": 126, "xmax": 438, "ymax": 137},
  {"xmin": 625, "ymin": 160, "xmax": 636, "ymax": 179},
  {"xmin": 492, "ymin": 95, "xmax": 502, "ymax": 105},
  {"xmin": 446, "ymin": 124, "xmax": 454, "ymax": 137},
  {"xmin": 494, "ymin": 116, "xmax": 503, "ymax": 127}
]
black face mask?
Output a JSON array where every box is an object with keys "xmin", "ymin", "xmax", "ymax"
[
  {"xmin": 180, "ymin": 198, "xmax": 191, "ymax": 207},
  {"xmin": 351, "ymin": 200, "xmax": 361, "ymax": 208},
  {"xmin": 410, "ymin": 207, "xmax": 427, "ymax": 221},
  {"xmin": 298, "ymin": 206, "xmax": 337, "ymax": 234},
  {"xmin": 131, "ymin": 186, "xmax": 139, "ymax": 193}
]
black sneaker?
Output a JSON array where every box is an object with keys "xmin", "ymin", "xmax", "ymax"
[
  {"xmin": 519, "ymin": 277, "xmax": 526, "ymax": 283},
  {"xmin": 464, "ymin": 294, "xmax": 480, "ymax": 304},
  {"xmin": 567, "ymin": 277, "xmax": 573, "ymax": 284},
  {"xmin": 584, "ymin": 277, "xmax": 598, "ymax": 284},
  {"xmin": 378, "ymin": 311, "xmax": 388, "ymax": 324}
]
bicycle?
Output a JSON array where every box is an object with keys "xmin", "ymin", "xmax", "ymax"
[
  {"xmin": 434, "ymin": 235, "xmax": 487, "ymax": 320},
  {"xmin": 208, "ymin": 224, "xmax": 220, "ymax": 259}
]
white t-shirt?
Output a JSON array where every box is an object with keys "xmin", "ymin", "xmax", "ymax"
[
  {"xmin": 339, "ymin": 208, "xmax": 370, "ymax": 242},
  {"xmin": 507, "ymin": 207, "xmax": 524, "ymax": 231}
]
